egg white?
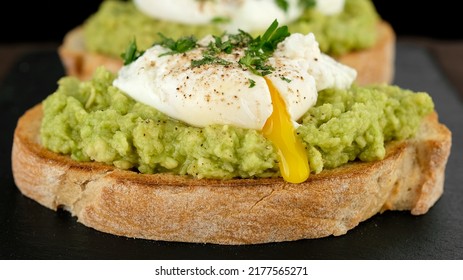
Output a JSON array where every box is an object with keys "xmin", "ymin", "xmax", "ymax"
[
  {"xmin": 134, "ymin": 0, "xmax": 304, "ymax": 32},
  {"xmin": 113, "ymin": 32, "xmax": 356, "ymax": 130}
]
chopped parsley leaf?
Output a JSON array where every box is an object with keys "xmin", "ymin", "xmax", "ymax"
[
  {"xmin": 191, "ymin": 54, "xmax": 232, "ymax": 68},
  {"xmin": 120, "ymin": 38, "xmax": 144, "ymax": 65},
  {"xmin": 281, "ymin": 76, "xmax": 292, "ymax": 83},
  {"xmin": 248, "ymin": 79, "xmax": 256, "ymax": 88},
  {"xmin": 275, "ymin": 0, "xmax": 289, "ymax": 12},
  {"xmin": 276, "ymin": 0, "xmax": 316, "ymax": 12},
  {"xmin": 157, "ymin": 33, "xmax": 198, "ymax": 56},
  {"xmin": 211, "ymin": 17, "xmax": 231, "ymax": 24}
]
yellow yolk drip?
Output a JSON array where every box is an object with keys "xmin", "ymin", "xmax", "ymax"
[{"xmin": 262, "ymin": 77, "xmax": 310, "ymax": 183}]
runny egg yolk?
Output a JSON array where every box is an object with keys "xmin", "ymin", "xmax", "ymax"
[{"xmin": 262, "ymin": 77, "xmax": 310, "ymax": 183}]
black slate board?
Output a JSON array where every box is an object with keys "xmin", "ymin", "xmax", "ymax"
[{"xmin": 1, "ymin": 42, "xmax": 462, "ymax": 259}]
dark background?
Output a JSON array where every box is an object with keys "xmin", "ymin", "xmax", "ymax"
[
  {"xmin": 1, "ymin": 0, "xmax": 461, "ymax": 43},
  {"xmin": 1, "ymin": 0, "xmax": 462, "ymax": 260}
]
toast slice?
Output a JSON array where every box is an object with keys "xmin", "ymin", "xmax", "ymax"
[
  {"xmin": 11, "ymin": 104, "xmax": 451, "ymax": 244},
  {"xmin": 58, "ymin": 21, "xmax": 395, "ymax": 85}
]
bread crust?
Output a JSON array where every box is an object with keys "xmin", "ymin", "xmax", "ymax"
[
  {"xmin": 11, "ymin": 104, "xmax": 451, "ymax": 245},
  {"xmin": 58, "ymin": 21, "xmax": 395, "ymax": 85},
  {"xmin": 337, "ymin": 21, "xmax": 395, "ymax": 86}
]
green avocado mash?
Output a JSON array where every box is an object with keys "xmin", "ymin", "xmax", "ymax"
[
  {"xmin": 40, "ymin": 67, "xmax": 434, "ymax": 179},
  {"xmin": 83, "ymin": 0, "xmax": 379, "ymax": 58}
]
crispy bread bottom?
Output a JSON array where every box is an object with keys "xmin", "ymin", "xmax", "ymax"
[
  {"xmin": 58, "ymin": 21, "xmax": 395, "ymax": 85},
  {"xmin": 11, "ymin": 104, "xmax": 451, "ymax": 244}
]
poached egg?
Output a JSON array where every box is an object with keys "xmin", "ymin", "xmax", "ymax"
[
  {"xmin": 113, "ymin": 29, "xmax": 356, "ymax": 183},
  {"xmin": 134, "ymin": 0, "xmax": 345, "ymax": 33}
]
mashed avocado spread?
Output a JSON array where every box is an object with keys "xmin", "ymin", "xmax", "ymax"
[
  {"xmin": 83, "ymin": 0, "xmax": 379, "ymax": 58},
  {"xmin": 40, "ymin": 67, "xmax": 434, "ymax": 179}
]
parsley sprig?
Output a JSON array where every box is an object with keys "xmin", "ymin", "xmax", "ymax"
[
  {"xmin": 238, "ymin": 19, "xmax": 290, "ymax": 76},
  {"xmin": 120, "ymin": 38, "xmax": 145, "ymax": 65}
]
